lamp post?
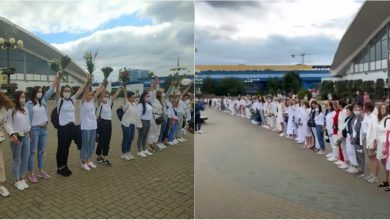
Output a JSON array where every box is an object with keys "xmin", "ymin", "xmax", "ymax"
[{"xmin": 0, "ymin": 37, "xmax": 23, "ymax": 95}]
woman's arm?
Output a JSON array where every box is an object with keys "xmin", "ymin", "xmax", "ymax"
[
  {"xmin": 179, "ymin": 81, "xmax": 193, "ymax": 99},
  {"xmin": 93, "ymin": 83, "xmax": 104, "ymax": 101},
  {"xmin": 112, "ymin": 85, "xmax": 122, "ymax": 102},
  {"xmin": 44, "ymin": 71, "xmax": 60, "ymax": 101},
  {"xmin": 75, "ymin": 74, "xmax": 91, "ymax": 99},
  {"xmin": 55, "ymin": 72, "xmax": 61, "ymax": 101}
]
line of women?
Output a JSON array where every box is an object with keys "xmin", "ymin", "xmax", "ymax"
[
  {"xmin": 212, "ymin": 94, "xmax": 390, "ymax": 192},
  {"xmin": 0, "ymin": 72, "xmax": 193, "ymax": 197}
]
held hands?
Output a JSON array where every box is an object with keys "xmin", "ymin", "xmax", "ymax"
[{"xmin": 10, "ymin": 134, "xmax": 18, "ymax": 145}]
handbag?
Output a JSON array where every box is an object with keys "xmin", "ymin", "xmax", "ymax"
[
  {"xmin": 116, "ymin": 105, "xmax": 129, "ymax": 121},
  {"xmin": 153, "ymin": 113, "xmax": 164, "ymax": 125},
  {"xmin": 307, "ymin": 119, "xmax": 316, "ymax": 127}
]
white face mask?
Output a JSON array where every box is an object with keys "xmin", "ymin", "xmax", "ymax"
[
  {"xmin": 36, "ymin": 92, "xmax": 43, "ymax": 99},
  {"xmin": 19, "ymin": 98, "xmax": 26, "ymax": 106},
  {"xmin": 63, "ymin": 92, "xmax": 71, "ymax": 99},
  {"xmin": 354, "ymin": 110, "xmax": 361, "ymax": 115},
  {"xmin": 103, "ymin": 97, "xmax": 109, "ymax": 103},
  {"xmin": 161, "ymin": 93, "xmax": 166, "ymax": 98},
  {"xmin": 315, "ymin": 108, "xmax": 319, "ymax": 111}
]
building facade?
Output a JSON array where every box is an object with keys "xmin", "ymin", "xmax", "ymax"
[
  {"xmin": 330, "ymin": 1, "xmax": 390, "ymax": 84},
  {"xmin": 0, "ymin": 16, "xmax": 87, "ymax": 91},
  {"xmin": 195, "ymin": 65, "xmax": 331, "ymax": 94}
]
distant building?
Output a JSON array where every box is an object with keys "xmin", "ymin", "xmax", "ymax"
[
  {"xmin": 0, "ymin": 16, "xmax": 87, "ymax": 91},
  {"xmin": 195, "ymin": 64, "xmax": 331, "ymax": 94},
  {"xmin": 130, "ymin": 69, "xmax": 150, "ymax": 80},
  {"xmin": 330, "ymin": 1, "xmax": 390, "ymax": 83}
]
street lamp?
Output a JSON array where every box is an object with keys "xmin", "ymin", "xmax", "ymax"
[{"xmin": 0, "ymin": 37, "xmax": 23, "ymax": 94}]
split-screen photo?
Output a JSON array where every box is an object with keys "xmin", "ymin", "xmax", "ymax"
[{"xmin": 1, "ymin": 0, "xmax": 390, "ymax": 219}]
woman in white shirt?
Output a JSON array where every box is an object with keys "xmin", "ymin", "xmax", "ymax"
[
  {"xmin": 7, "ymin": 91, "xmax": 31, "ymax": 190},
  {"xmin": 79, "ymin": 83, "xmax": 103, "ymax": 171},
  {"xmin": 363, "ymin": 101, "xmax": 379, "ymax": 184},
  {"xmin": 121, "ymin": 89, "xmax": 142, "ymax": 160},
  {"xmin": 375, "ymin": 104, "xmax": 390, "ymax": 187},
  {"xmin": 95, "ymin": 86, "xmax": 121, "ymax": 165},
  {"xmin": 55, "ymin": 75, "xmax": 90, "ymax": 176},
  {"xmin": 148, "ymin": 79, "xmax": 166, "ymax": 151},
  {"xmin": 314, "ymin": 102, "xmax": 325, "ymax": 154},
  {"xmin": 167, "ymin": 99, "xmax": 179, "ymax": 145},
  {"xmin": 137, "ymin": 91, "xmax": 153, "ymax": 158},
  {"xmin": 0, "ymin": 92, "xmax": 17, "ymax": 197},
  {"xmin": 26, "ymin": 72, "xmax": 59, "ymax": 183}
]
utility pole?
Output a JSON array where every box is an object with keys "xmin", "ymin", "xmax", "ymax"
[{"xmin": 291, "ymin": 53, "xmax": 310, "ymax": 65}]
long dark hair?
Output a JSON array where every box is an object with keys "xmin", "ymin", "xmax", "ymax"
[
  {"xmin": 377, "ymin": 103, "xmax": 389, "ymax": 122},
  {"xmin": 31, "ymin": 86, "xmax": 42, "ymax": 106},
  {"xmin": 0, "ymin": 92, "xmax": 14, "ymax": 110},
  {"xmin": 138, "ymin": 91, "xmax": 149, "ymax": 115},
  {"xmin": 13, "ymin": 91, "xmax": 26, "ymax": 119}
]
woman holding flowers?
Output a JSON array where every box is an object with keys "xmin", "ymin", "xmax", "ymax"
[
  {"xmin": 79, "ymin": 81, "xmax": 103, "ymax": 171},
  {"xmin": 95, "ymin": 84, "xmax": 122, "ymax": 166},
  {"xmin": 7, "ymin": 91, "xmax": 31, "ymax": 190},
  {"xmin": 26, "ymin": 72, "xmax": 60, "ymax": 183},
  {"xmin": 55, "ymin": 74, "xmax": 91, "ymax": 176}
]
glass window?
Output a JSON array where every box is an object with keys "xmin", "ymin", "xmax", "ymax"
[
  {"xmin": 383, "ymin": 39, "xmax": 388, "ymax": 60},
  {"xmin": 376, "ymin": 60, "xmax": 381, "ymax": 69},
  {"xmin": 26, "ymin": 52, "xmax": 47, "ymax": 76},
  {"xmin": 363, "ymin": 47, "xmax": 369, "ymax": 62},
  {"xmin": 364, "ymin": 63, "xmax": 369, "ymax": 71},
  {"xmin": 376, "ymin": 41, "xmax": 381, "ymax": 60},
  {"xmin": 370, "ymin": 44, "xmax": 376, "ymax": 61}
]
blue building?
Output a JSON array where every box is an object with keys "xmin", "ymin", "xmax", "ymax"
[{"xmin": 195, "ymin": 65, "xmax": 331, "ymax": 93}]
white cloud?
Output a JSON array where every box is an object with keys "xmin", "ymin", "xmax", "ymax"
[
  {"xmin": 196, "ymin": 0, "xmax": 362, "ymax": 40},
  {"xmin": 52, "ymin": 22, "xmax": 194, "ymax": 81},
  {"xmin": 0, "ymin": 0, "xmax": 146, "ymax": 34}
]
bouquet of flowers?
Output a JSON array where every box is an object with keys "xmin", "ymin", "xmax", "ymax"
[
  {"xmin": 83, "ymin": 50, "xmax": 98, "ymax": 84},
  {"xmin": 101, "ymin": 67, "xmax": 113, "ymax": 86},
  {"xmin": 48, "ymin": 55, "xmax": 71, "ymax": 81},
  {"xmin": 118, "ymin": 67, "xmax": 130, "ymax": 86}
]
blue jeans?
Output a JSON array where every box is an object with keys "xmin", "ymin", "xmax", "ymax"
[
  {"xmin": 121, "ymin": 124, "xmax": 135, "ymax": 154},
  {"xmin": 80, "ymin": 130, "xmax": 96, "ymax": 161},
  {"xmin": 29, "ymin": 126, "xmax": 48, "ymax": 171},
  {"xmin": 158, "ymin": 119, "xmax": 167, "ymax": 143},
  {"xmin": 316, "ymin": 125, "xmax": 325, "ymax": 151},
  {"xmin": 11, "ymin": 132, "xmax": 30, "ymax": 180},
  {"xmin": 168, "ymin": 120, "xmax": 178, "ymax": 142}
]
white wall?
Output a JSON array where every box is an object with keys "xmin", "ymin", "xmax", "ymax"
[{"xmin": 8, "ymin": 73, "xmax": 83, "ymax": 91}]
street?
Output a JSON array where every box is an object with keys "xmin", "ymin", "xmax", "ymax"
[{"xmin": 195, "ymin": 109, "xmax": 390, "ymax": 219}]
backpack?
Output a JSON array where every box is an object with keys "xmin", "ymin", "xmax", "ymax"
[
  {"xmin": 51, "ymin": 98, "xmax": 73, "ymax": 129},
  {"xmin": 116, "ymin": 104, "xmax": 129, "ymax": 121}
]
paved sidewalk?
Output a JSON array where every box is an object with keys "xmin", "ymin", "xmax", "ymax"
[
  {"xmin": 195, "ymin": 109, "xmax": 390, "ymax": 219},
  {"xmin": 0, "ymin": 100, "xmax": 194, "ymax": 219}
]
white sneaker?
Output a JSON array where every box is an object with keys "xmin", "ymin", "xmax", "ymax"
[
  {"xmin": 177, "ymin": 139, "xmax": 185, "ymax": 143},
  {"xmin": 325, "ymin": 153, "xmax": 333, "ymax": 158},
  {"xmin": 279, "ymin": 133, "xmax": 284, "ymax": 137},
  {"xmin": 168, "ymin": 141, "xmax": 175, "ymax": 145},
  {"xmin": 338, "ymin": 163, "xmax": 348, "ymax": 169},
  {"xmin": 137, "ymin": 151, "xmax": 147, "ymax": 158},
  {"xmin": 345, "ymin": 166, "xmax": 357, "ymax": 174},
  {"xmin": 334, "ymin": 160, "xmax": 344, "ymax": 165},
  {"xmin": 126, "ymin": 153, "xmax": 135, "ymax": 160},
  {"xmin": 158, "ymin": 143, "xmax": 167, "ymax": 149},
  {"xmin": 327, "ymin": 156, "xmax": 338, "ymax": 162},
  {"xmin": 196, "ymin": 130, "xmax": 203, "ymax": 134},
  {"xmin": 144, "ymin": 150, "xmax": 153, "ymax": 156},
  {"xmin": 317, "ymin": 151, "xmax": 326, "ymax": 155},
  {"xmin": 14, "ymin": 181, "xmax": 24, "ymax": 191},
  {"xmin": 173, "ymin": 139, "xmax": 179, "ymax": 144},
  {"xmin": 87, "ymin": 161, "xmax": 97, "ymax": 169},
  {"xmin": 121, "ymin": 153, "xmax": 131, "ymax": 160},
  {"xmin": 81, "ymin": 163, "xmax": 91, "ymax": 171},
  {"xmin": 0, "ymin": 185, "xmax": 10, "ymax": 197},
  {"xmin": 180, "ymin": 138, "xmax": 187, "ymax": 142},
  {"xmin": 21, "ymin": 179, "xmax": 29, "ymax": 189}
]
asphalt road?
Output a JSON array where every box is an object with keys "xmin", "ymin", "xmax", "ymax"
[{"xmin": 195, "ymin": 109, "xmax": 390, "ymax": 219}]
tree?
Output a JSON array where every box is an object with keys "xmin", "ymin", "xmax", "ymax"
[
  {"xmin": 215, "ymin": 77, "xmax": 244, "ymax": 96},
  {"xmin": 354, "ymin": 79, "xmax": 363, "ymax": 93},
  {"xmin": 201, "ymin": 77, "xmax": 216, "ymax": 94},
  {"xmin": 282, "ymin": 72, "xmax": 302, "ymax": 93},
  {"xmin": 266, "ymin": 77, "xmax": 280, "ymax": 95},
  {"xmin": 335, "ymin": 80, "xmax": 348, "ymax": 98},
  {"xmin": 148, "ymin": 71, "xmax": 156, "ymax": 79},
  {"xmin": 319, "ymin": 80, "xmax": 334, "ymax": 100},
  {"xmin": 376, "ymin": 78, "xmax": 385, "ymax": 99}
]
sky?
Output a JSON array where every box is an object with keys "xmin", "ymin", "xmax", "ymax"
[
  {"xmin": 0, "ymin": 0, "xmax": 194, "ymax": 82},
  {"xmin": 195, "ymin": 0, "xmax": 364, "ymax": 66}
]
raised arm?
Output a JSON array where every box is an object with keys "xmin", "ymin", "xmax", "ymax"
[
  {"xmin": 75, "ymin": 74, "xmax": 91, "ymax": 99},
  {"xmin": 180, "ymin": 81, "xmax": 193, "ymax": 99},
  {"xmin": 93, "ymin": 83, "xmax": 104, "ymax": 101},
  {"xmin": 123, "ymin": 85, "xmax": 127, "ymax": 105},
  {"xmin": 112, "ymin": 85, "xmax": 122, "ymax": 102},
  {"xmin": 45, "ymin": 71, "xmax": 60, "ymax": 101},
  {"xmin": 55, "ymin": 72, "xmax": 61, "ymax": 101}
]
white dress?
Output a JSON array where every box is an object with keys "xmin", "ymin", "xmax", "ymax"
[
  {"xmin": 286, "ymin": 106, "xmax": 295, "ymax": 135},
  {"xmin": 276, "ymin": 103, "xmax": 284, "ymax": 131}
]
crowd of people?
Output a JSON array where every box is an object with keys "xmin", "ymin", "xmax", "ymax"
[
  {"xmin": 206, "ymin": 93, "xmax": 390, "ymax": 191},
  {"xmin": 0, "ymin": 71, "xmax": 194, "ymax": 196}
]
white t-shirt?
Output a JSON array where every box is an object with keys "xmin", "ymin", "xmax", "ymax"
[
  {"xmin": 121, "ymin": 101, "xmax": 141, "ymax": 128},
  {"xmin": 31, "ymin": 104, "xmax": 48, "ymax": 126},
  {"xmin": 80, "ymin": 99, "xmax": 97, "ymax": 130},
  {"xmin": 137, "ymin": 103, "xmax": 153, "ymax": 121},
  {"xmin": 98, "ymin": 97, "xmax": 112, "ymax": 120},
  {"xmin": 58, "ymin": 96, "xmax": 76, "ymax": 126},
  {"xmin": 168, "ymin": 107, "xmax": 178, "ymax": 120},
  {"xmin": 7, "ymin": 108, "xmax": 31, "ymax": 133}
]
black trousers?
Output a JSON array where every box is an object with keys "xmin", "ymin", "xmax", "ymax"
[
  {"xmin": 96, "ymin": 119, "xmax": 112, "ymax": 156},
  {"xmin": 57, "ymin": 123, "xmax": 75, "ymax": 168},
  {"xmin": 195, "ymin": 114, "xmax": 201, "ymax": 131}
]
